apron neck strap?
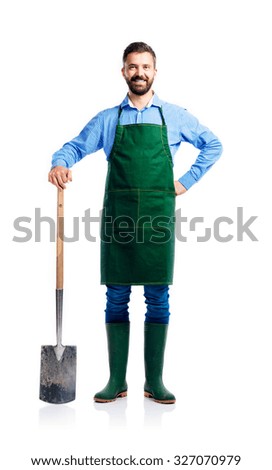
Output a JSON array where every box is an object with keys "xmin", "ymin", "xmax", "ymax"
[
  {"xmin": 118, "ymin": 105, "xmax": 166, "ymax": 125},
  {"xmin": 158, "ymin": 106, "xmax": 166, "ymax": 125},
  {"xmin": 118, "ymin": 106, "xmax": 123, "ymax": 120}
]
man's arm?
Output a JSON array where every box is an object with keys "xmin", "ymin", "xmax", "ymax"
[
  {"xmin": 177, "ymin": 109, "xmax": 223, "ymax": 191},
  {"xmin": 48, "ymin": 112, "xmax": 104, "ymax": 189}
]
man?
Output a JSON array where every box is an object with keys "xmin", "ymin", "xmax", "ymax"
[{"xmin": 48, "ymin": 42, "xmax": 222, "ymax": 404}]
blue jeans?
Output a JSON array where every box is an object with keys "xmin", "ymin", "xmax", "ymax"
[{"xmin": 105, "ymin": 285, "xmax": 170, "ymax": 324}]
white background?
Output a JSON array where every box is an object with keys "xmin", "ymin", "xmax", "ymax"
[{"xmin": 1, "ymin": 0, "xmax": 271, "ymax": 468}]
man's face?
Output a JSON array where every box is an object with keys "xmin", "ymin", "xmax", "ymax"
[{"xmin": 122, "ymin": 52, "xmax": 157, "ymax": 96}]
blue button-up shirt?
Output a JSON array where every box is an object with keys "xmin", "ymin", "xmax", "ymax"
[{"xmin": 52, "ymin": 94, "xmax": 222, "ymax": 189}]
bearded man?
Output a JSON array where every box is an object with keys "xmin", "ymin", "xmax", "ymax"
[{"xmin": 48, "ymin": 42, "xmax": 223, "ymax": 404}]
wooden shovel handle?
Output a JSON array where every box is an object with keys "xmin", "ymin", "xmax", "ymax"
[{"xmin": 56, "ymin": 189, "xmax": 64, "ymax": 289}]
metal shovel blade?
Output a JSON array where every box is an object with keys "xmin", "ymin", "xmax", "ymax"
[{"xmin": 39, "ymin": 344, "xmax": 77, "ymax": 404}]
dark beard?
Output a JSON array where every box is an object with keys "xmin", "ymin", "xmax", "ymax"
[{"xmin": 125, "ymin": 76, "xmax": 154, "ymax": 96}]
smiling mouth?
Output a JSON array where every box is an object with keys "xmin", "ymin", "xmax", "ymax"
[{"xmin": 132, "ymin": 77, "xmax": 147, "ymax": 83}]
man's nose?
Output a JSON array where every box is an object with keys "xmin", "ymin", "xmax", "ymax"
[{"xmin": 137, "ymin": 66, "xmax": 146, "ymax": 76}]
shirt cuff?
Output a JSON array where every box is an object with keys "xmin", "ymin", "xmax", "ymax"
[
  {"xmin": 51, "ymin": 158, "xmax": 69, "ymax": 168},
  {"xmin": 178, "ymin": 171, "xmax": 197, "ymax": 190}
]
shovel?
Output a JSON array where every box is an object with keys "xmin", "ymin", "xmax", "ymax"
[{"xmin": 39, "ymin": 188, "xmax": 77, "ymax": 404}]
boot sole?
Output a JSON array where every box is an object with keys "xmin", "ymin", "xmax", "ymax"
[
  {"xmin": 94, "ymin": 391, "xmax": 127, "ymax": 403},
  {"xmin": 144, "ymin": 391, "xmax": 176, "ymax": 404}
]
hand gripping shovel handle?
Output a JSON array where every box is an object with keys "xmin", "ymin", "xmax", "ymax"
[{"xmin": 56, "ymin": 188, "xmax": 64, "ymax": 349}]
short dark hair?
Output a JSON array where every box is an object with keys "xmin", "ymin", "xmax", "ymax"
[{"xmin": 122, "ymin": 42, "xmax": 156, "ymax": 67}]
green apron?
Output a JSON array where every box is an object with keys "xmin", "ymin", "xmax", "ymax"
[{"xmin": 100, "ymin": 106, "xmax": 176, "ymax": 285}]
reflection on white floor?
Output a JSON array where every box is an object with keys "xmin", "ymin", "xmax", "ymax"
[
  {"xmin": 39, "ymin": 404, "xmax": 76, "ymax": 427},
  {"xmin": 38, "ymin": 395, "xmax": 176, "ymax": 429},
  {"xmin": 92, "ymin": 397, "xmax": 176, "ymax": 428}
]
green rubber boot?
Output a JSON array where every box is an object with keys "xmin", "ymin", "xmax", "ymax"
[
  {"xmin": 144, "ymin": 322, "xmax": 176, "ymax": 404},
  {"xmin": 94, "ymin": 322, "xmax": 130, "ymax": 403}
]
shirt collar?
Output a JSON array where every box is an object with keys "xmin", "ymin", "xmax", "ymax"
[{"xmin": 120, "ymin": 93, "xmax": 162, "ymax": 110}]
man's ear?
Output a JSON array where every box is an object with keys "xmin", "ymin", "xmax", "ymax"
[{"xmin": 121, "ymin": 67, "xmax": 125, "ymax": 78}]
